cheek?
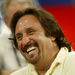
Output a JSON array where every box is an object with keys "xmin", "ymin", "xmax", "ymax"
[
  {"xmin": 31, "ymin": 33, "xmax": 44, "ymax": 41},
  {"xmin": 31, "ymin": 35, "xmax": 46, "ymax": 49},
  {"xmin": 30, "ymin": 35, "xmax": 41, "ymax": 45}
]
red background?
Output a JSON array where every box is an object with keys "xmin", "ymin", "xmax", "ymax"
[{"xmin": 42, "ymin": 5, "xmax": 75, "ymax": 50}]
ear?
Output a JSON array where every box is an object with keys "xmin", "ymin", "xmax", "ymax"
[{"xmin": 50, "ymin": 36, "xmax": 56, "ymax": 41}]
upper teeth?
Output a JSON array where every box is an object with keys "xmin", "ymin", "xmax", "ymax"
[{"xmin": 27, "ymin": 47, "xmax": 36, "ymax": 52}]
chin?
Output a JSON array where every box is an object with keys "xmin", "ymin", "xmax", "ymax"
[{"xmin": 26, "ymin": 55, "xmax": 40, "ymax": 64}]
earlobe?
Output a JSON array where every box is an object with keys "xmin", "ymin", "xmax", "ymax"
[{"xmin": 51, "ymin": 36, "xmax": 56, "ymax": 41}]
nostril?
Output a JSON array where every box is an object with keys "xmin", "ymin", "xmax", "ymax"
[{"xmin": 21, "ymin": 41, "xmax": 30, "ymax": 53}]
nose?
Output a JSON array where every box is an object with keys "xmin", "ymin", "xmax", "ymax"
[{"xmin": 22, "ymin": 36, "xmax": 30, "ymax": 48}]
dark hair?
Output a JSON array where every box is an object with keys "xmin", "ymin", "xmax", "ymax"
[{"xmin": 10, "ymin": 8, "xmax": 71, "ymax": 51}]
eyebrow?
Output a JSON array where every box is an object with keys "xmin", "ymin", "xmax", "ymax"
[
  {"xmin": 15, "ymin": 26, "xmax": 36, "ymax": 36},
  {"xmin": 26, "ymin": 27, "xmax": 33, "ymax": 31},
  {"xmin": 26, "ymin": 27, "xmax": 36, "ymax": 32}
]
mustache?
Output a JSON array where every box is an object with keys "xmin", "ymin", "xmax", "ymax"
[{"xmin": 21, "ymin": 41, "xmax": 38, "ymax": 53}]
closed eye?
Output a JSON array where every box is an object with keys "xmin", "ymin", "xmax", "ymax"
[
  {"xmin": 16, "ymin": 33, "xmax": 22, "ymax": 41},
  {"xmin": 26, "ymin": 28, "xmax": 36, "ymax": 35}
]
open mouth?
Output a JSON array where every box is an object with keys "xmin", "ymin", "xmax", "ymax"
[
  {"xmin": 26, "ymin": 46, "xmax": 37, "ymax": 54},
  {"xmin": 21, "ymin": 41, "xmax": 40, "ymax": 63},
  {"xmin": 22, "ymin": 41, "xmax": 38, "ymax": 54}
]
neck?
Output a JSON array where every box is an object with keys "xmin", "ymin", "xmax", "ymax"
[
  {"xmin": 37, "ymin": 70, "xmax": 46, "ymax": 75},
  {"xmin": 34, "ymin": 53, "xmax": 58, "ymax": 75},
  {"xmin": 34, "ymin": 48, "xmax": 59, "ymax": 75}
]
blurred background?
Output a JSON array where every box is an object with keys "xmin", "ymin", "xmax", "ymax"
[
  {"xmin": 0, "ymin": 0, "xmax": 3, "ymax": 33},
  {"xmin": 0, "ymin": 0, "xmax": 75, "ymax": 50}
]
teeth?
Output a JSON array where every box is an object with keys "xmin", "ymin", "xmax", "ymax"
[{"xmin": 27, "ymin": 47, "xmax": 36, "ymax": 52}]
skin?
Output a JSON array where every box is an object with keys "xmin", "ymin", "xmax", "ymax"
[
  {"xmin": 15, "ymin": 15, "xmax": 59, "ymax": 74},
  {"xmin": 6, "ymin": 1, "xmax": 33, "ymax": 27}
]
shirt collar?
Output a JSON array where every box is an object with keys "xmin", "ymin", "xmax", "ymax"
[{"xmin": 45, "ymin": 47, "xmax": 69, "ymax": 75}]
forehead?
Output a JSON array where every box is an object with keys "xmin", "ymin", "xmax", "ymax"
[
  {"xmin": 15, "ymin": 15, "xmax": 45, "ymax": 35},
  {"xmin": 8, "ymin": 1, "xmax": 32, "ymax": 9},
  {"xmin": 7, "ymin": 1, "xmax": 32, "ymax": 21},
  {"xmin": 16, "ymin": 15, "xmax": 41, "ymax": 28}
]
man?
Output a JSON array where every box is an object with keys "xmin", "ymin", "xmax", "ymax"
[
  {"xmin": 0, "ymin": 0, "xmax": 38, "ymax": 74},
  {"xmin": 10, "ymin": 8, "xmax": 75, "ymax": 75},
  {"xmin": 1, "ymin": 0, "xmax": 34, "ymax": 28}
]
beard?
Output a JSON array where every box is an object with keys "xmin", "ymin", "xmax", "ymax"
[{"xmin": 21, "ymin": 40, "xmax": 41, "ymax": 64}]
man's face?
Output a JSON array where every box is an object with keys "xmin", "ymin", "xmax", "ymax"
[
  {"xmin": 7, "ymin": 1, "xmax": 32, "ymax": 27},
  {"xmin": 15, "ymin": 15, "xmax": 57, "ymax": 64}
]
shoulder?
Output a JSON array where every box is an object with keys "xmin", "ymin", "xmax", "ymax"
[
  {"xmin": 0, "ymin": 34, "xmax": 12, "ymax": 54},
  {"xmin": 10, "ymin": 64, "xmax": 38, "ymax": 75},
  {"xmin": 65, "ymin": 51, "xmax": 75, "ymax": 62},
  {"xmin": 63, "ymin": 51, "xmax": 75, "ymax": 75},
  {"xmin": 64, "ymin": 51, "xmax": 75, "ymax": 65}
]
